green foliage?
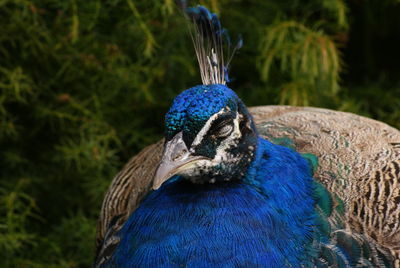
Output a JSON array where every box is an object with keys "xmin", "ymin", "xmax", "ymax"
[
  {"xmin": 259, "ymin": 20, "xmax": 341, "ymax": 105},
  {"xmin": 257, "ymin": 0, "xmax": 346, "ymax": 106},
  {"xmin": 0, "ymin": 0, "xmax": 399, "ymax": 267},
  {"xmin": 0, "ymin": 180, "xmax": 37, "ymax": 265}
]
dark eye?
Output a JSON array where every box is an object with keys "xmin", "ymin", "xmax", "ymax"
[{"xmin": 212, "ymin": 122, "xmax": 233, "ymax": 138}]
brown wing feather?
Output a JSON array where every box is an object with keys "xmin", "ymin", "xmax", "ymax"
[
  {"xmin": 96, "ymin": 139, "xmax": 164, "ymax": 247},
  {"xmin": 95, "ymin": 106, "xmax": 400, "ymax": 263}
]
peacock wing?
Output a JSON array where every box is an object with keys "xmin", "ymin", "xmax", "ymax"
[{"xmin": 95, "ymin": 139, "xmax": 163, "ymax": 258}]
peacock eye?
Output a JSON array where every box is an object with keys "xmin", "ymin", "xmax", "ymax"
[
  {"xmin": 207, "ymin": 113, "xmax": 235, "ymax": 139},
  {"xmin": 214, "ymin": 123, "xmax": 233, "ymax": 138}
]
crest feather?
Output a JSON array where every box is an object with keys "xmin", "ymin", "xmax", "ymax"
[{"xmin": 183, "ymin": 5, "xmax": 242, "ymax": 85}]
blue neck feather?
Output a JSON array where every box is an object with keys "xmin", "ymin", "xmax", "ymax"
[{"xmin": 108, "ymin": 137, "xmax": 317, "ymax": 267}]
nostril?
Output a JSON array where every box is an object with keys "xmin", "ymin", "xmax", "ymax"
[{"xmin": 172, "ymin": 149, "xmax": 187, "ymax": 161}]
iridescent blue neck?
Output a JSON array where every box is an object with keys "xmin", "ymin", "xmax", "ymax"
[{"xmin": 108, "ymin": 137, "xmax": 317, "ymax": 267}]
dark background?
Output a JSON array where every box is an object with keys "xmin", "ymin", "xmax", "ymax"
[{"xmin": 1, "ymin": 0, "xmax": 399, "ymax": 267}]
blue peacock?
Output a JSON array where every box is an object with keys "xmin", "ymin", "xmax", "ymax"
[{"xmin": 94, "ymin": 4, "xmax": 400, "ymax": 268}]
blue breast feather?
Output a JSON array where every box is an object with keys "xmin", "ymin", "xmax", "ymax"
[{"xmin": 108, "ymin": 138, "xmax": 318, "ymax": 267}]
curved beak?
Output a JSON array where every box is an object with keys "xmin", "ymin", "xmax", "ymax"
[{"xmin": 153, "ymin": 132, "xmax": 208, "ymax": 190}]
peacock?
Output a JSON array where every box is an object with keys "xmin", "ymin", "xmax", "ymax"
[{"xmin": 94, "ymin": 4, "xmax": 400, "ymax": 267}]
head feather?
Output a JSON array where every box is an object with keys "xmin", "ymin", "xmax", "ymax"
[{"xmin": 183, "ymin": 5, "xmax": 242, "ymax": 85}]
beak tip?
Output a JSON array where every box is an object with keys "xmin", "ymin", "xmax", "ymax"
[
  {"xmin": 152, "ymin": 183, "xmax": 161, "ymax": 191},
  {"xmin": 152, "ymin": 168, "xmax": 169, "ymax": 191}
]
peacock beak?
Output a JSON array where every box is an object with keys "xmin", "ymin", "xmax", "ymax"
[{"xmin": 153, "ymin": 132, "xmax": 208, "ymax": 190}]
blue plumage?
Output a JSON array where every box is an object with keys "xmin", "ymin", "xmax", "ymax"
[
  {"xmin": 108, "ymin": 136, "xmax": 316, "ymax": 267},
  {"xmin": 165, "ymin": 85, "xmax": 239, "ymax": 141}
]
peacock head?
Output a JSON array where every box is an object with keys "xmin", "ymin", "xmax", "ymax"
[
  {"xmin": 153, "ymin": 84, "xmax": 258, "ymax": 190},
  {"xmin": 153, "ymin": 5, "xmax": 252, "ymax": 189}
]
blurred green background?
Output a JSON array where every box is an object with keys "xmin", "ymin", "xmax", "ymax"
[{"xmin": 1, "ymin": 0, "xmax": 399, "ymax": 267}]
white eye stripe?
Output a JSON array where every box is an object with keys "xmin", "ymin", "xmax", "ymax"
[{"xmin": 191, "ymin": 108, "xmax": 227, "ymax": 147}]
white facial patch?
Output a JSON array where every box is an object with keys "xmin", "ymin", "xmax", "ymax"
[
  {"xmin": 212, "ymin": 112, "xmax": 241, "ymax": 163},
  {"xmin": 181, "ymin": 109, "xmax": 243, "ymax": 182},
  {"xmin": 190, "ymin": 108, "xmax": 228, "ymax": 149}
]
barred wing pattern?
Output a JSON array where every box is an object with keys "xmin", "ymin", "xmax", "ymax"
[{"xmin": 96, "ymin": 106, "xmax": 400, "ymax": 265}]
